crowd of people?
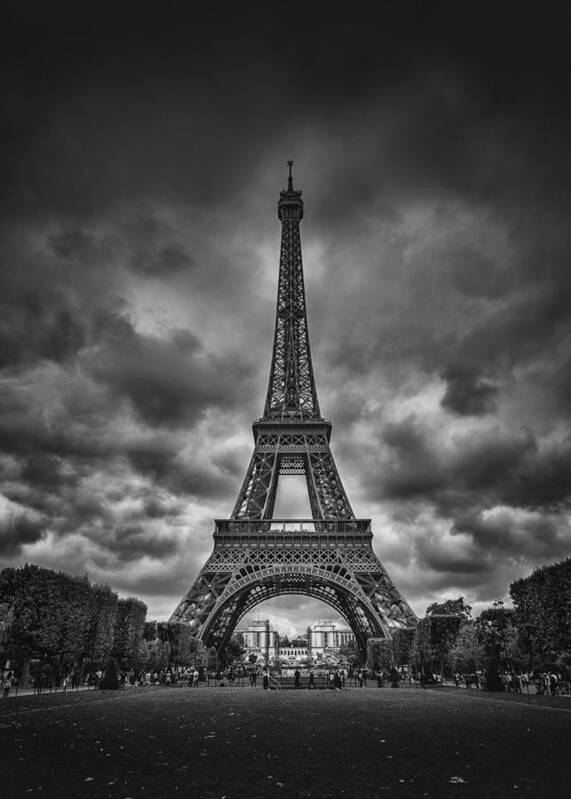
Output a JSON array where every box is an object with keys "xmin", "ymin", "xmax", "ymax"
[
  {"xmin": 124, "ymin": 667, "xmax": 201, "ymax": 687},
  {"xmin": 2, "ymin": 662, "xmax": 569, "ymax": 696},
  {"xmin": 451, "ymin": 669, "xmax": 570, "ymax": 694}
]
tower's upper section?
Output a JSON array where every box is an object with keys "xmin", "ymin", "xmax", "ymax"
[
  {"xmin": 263, "ymin": 164, "xmax": 322, "ymax": 421},
  {"xmin": 277, "ymin": 160, "xmax": 304, "ymax": 222}
]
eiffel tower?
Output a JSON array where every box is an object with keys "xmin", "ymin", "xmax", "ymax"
[{"xmin": 170, "ymin": 163, "xmax": 416, "ymax": 656}]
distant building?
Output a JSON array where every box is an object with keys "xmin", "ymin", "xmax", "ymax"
[
  {"xmin": 237, "ymin": 619, "xmax": 279, "ymax": 665},
  {"xmin": 237, "ymin": 618, "xmax": 354, "ymax": 666},
  {"xmin": 307, "ymin": 621, "xmax": 354, "ymax": 664}
]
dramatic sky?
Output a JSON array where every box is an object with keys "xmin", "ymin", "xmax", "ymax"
[{"xmin": 2, "ymin": 2, "xmax": 570, "ymax": 633}]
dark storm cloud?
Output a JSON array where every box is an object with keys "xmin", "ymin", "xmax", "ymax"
[
  {"xmin": 21, "ymin": 454, "xmax": 78, "ymax": 495},
  {"xmin": 1, "ymin": 453, "xmax": 83, "ymax": 521},
  {"xmin": 440, "ymin": 365, "xmax": 498, "ymax": 416},
  {"xmin": 113, "ymin": 523, "xmax": 180, "ymax": 562},
  {"xmin": 0, "ymin": 383, "xmax": 71, "ymax": 459},
  {"xmin": 452, "ymin": 510, "xmax": 564, "ymax": 560},
  {"xmin": 0, "ymin": 292, "xmax": 87, "ymax": 370},
  {"xmin": 4, "ymin": 2, "xmax": 567, "ymax": 221},
  {"xmin": 127, "ymin": 439, "xmax": 234, "ymax": 500},
  {"xmin": 92, "ymin": 322, "xmax": 252, "ymax": 428},
  {"xmin": 405, "ymin": 506, "xmax": 570, "ymax": 606},
  {"xmin": 378, "ymin": 417, "xmax": 443, "ymax": 500},
  {"xmin": 0, "ymin": 515, "xmax": 44, "ymax": 556},
  {"xmin": 116, "ymin": 214, "xmax": 197, "ymax": 277},
  {"xmin": 49, "ymin": 229, "xmax": 96, "ymax": 260},
  {"xmin": 2, "ymin": 3, "xmax": 290, "ymax": 221},
  {"xmin": 0, "ymin": 226, "xmax": 111, "ymax": 374},
  {"xmin": 210, "ymin": 447, "xmax": 251, "ymax": 482},
  {"xmin": 415, "ymin": 542, "xmax": 489, "ymax": 577},
  {"xmin": 374, "ymin": 416, "xmax": 571, "ymax": 515},
  {"xmin": 130, "ymin": 243, "xmax": 193, "ymax": 277},
  {"xmin": 141, "ymin": 495, "xmax": 187, "ymax": 521}
]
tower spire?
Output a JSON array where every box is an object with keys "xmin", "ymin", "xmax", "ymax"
[{"xmin": 264, "ymin": 165, "xmax": 319, "ymax": 419}]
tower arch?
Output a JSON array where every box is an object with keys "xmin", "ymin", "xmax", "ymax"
[{"xmin": 198, "ymin": 563, "xmax": 393, "ymax": 655}]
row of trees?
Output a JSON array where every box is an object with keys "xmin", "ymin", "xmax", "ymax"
[
  {"xmin": 0, "ymin": 564, "xmax": 203, "ymax": 686},
  {"xmin": 141, "ymin": 620, "xmax": 207, "ymax": 673},
  {"xmin": 367, "ymin": 601, "xmax": 520, "ymax": 687},
  {"xmin": 368, "ymin": 558, "xmax": 571, "ymax": 688},
  {"xmin": 408, "ymin": 598, "xmax": 519, "ymax": 689}
]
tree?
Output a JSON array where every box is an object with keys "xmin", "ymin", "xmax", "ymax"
[
  {"xmin": 412, "ymin": 599, "xmax": 469, "ymax": 679},
  {"xmin": 83, "ymin": 583, "xmax": 118, "ymax": 671},
  {"xmin": 143, "ymin": 620, "xmax": 158, "ymax": 642},
  {"xmin": 449, "ymin": 622, "xmax": 485, "ymax": 674},
  {"xmin": 0, "ymin": 601, "xmax": 14, "ymax": 661},
  {"xmin": 511, "ymin": 558, "xmax": 571, "ymax": 669},
  {"xmin": 138, "ymin": 638, "xmax": 170, "ymax": 673},
  {"xmin": 426, "ymin": 597, "xmax": 472, "ymax": 619},
  {"xmin": 339, "ymin": 639, "xmax": 363, "ymax": 669},
  {"xmin": 112, "ymin": 597, "xmax": 147, "ymax": 670},
  {"xmin": 475, "ymin": 601, "xmax": 515, "ymax": 690},
  {"xmin": 222, "ymin": 636, "xmax": 245, "ymax": 666},
  {"xmin": 392, "ymin": 628, "xmax": 416, "ymax": 667},
  {"xmin": 167, "ymin": 623, "xmax": 194, "ymax": 667},
  {"xmin": 207, "ymin": 646, "xmax": 218, "ymax": 673},
  {"xmin": 366, "ymin": 638, "xmax": 393, "ymax": 672},
  {"xmin": 0, "ymin": 565, "xmax": 97, "ymax": 685},
  {"xmin": 139, "ymin": 621, "xmax": 205, "ymax": 673},
  {"xmin": 411, "ymin": 619, "xmax": 433, "ymax": 679}
]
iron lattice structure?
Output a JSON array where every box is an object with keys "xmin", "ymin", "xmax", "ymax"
[{"xmin": 171, "ymin": 165, "xmax": 416, "ymax": 656}]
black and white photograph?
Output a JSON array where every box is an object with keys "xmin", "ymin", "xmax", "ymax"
[{"xmin": 1, "ymin": 2, "xmax": 570, "ymax": 797}]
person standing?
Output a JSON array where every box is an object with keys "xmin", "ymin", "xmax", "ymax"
[{"xmin": 2, "ymin": 670, "xmax": 14, "ymax": 699}]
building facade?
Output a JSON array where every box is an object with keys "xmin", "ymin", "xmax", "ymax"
[
  {"xmin": 237, "ymin": 618, "xmax": 354, "ymax": 666},
  {"xmin": 307, "ymin": 621, "xmax": 354, "ymax": 663},
  {"xmin": 237, "ymin": 619, "xmax": 279, "ymax": 664}
]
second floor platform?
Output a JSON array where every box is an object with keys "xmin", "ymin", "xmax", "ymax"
[{"xmin": 212, "ymin": 518, "xmax": 373, "ymax": 549}]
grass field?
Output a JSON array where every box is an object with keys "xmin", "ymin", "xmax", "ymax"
[{"xmin": 1, "ymin": 685, "xmax": 569, "ymax": 798}]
